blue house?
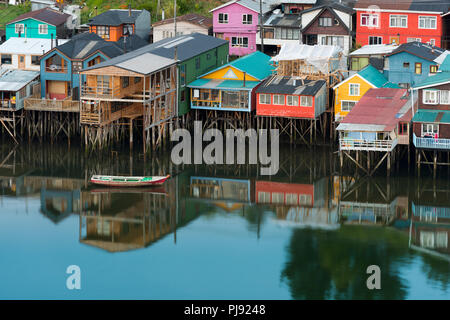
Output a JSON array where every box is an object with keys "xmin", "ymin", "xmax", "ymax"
[
  {"xmin": 37, "ymin": 32, "xmax": 147, "ymax": 104},
  {"xmin": 385, "ymin": 41, "xmax": 446, "ymax": 88}
]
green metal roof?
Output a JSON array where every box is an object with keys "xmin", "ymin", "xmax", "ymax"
[
  {"xmin": 413, "ymin": 66, "xmax": 450, "ymax": 89},
  {"xmin": 412, "ymin": 110, "xmax": 450, "ymax": 124},
  {"xmin": 358, "ymin": 64, "xmax": 399, "ymax": 88},
  {"xmin": 188, "ymin": 78, "xmax": 259, "ymax": 90},
  {"xmin": 439, "ymin": 55, "xmax": 450, "ymax": 72},
  {"xmin": 201, "ymin": 51, "xmax": 274, "ymax": 81}
]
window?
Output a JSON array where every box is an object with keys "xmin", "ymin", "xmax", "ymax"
[
  {"xmin": 122, "ymin": 76, "xmax": 129, "ymax": 88},
  {"xmin": 15, "ymin": 24, "xmax": 24, "ymax": 35},
  {"xmin": 195, "ymin": 57, "xmax": 200, "ymax": 70},
  {"xmin": 429, "ymin": 39, "xmax": 436, "ymax": 46},
  {"xmin": 31, "ymin": 55, "xmax": 40, "ymax": 66},
  {"xmin": 419, "ymin": 16, "xmax": 437, "ymax": 29},
  {"xmin": 180, "ymin": 64, "xmax": 186, "ymax": 86},
  {"xmin": 258, "ymin": 192, "xmax": 271, "ymax": 203},
  {"xmin": 440, "ymin": 90, "xmax": 450, "ymax": 104},
  {"xmin": 430, "ymin": 65, "xmax": 438, "ymax": 73},
  {"xmin": 341, "ymin": 100, "xmax": 356, "ymax": 112},
  {"xmin": 273, "ymin": 94, "xmax": 285, "ymax": 105},
  {"xmin": 259, "ymin": 94, "xmax": 271, "ymax": 104},
  {"xmin": 38, "ymin": 24, "xmax": 48, "ymax": 34},
  {"xmin": 369, "ymin": 36, "xmax": 382, "ymax": 45},
  {"xmin": 96, "ymin": 26, "xmax": 110, "ymax": 39},
  {"xmin": 415, "ymin": 62, "xmax": 422, "ymax": 74},
  {"xmin": 389, "ymin": 15, "xmax": 407, "ymax": 28},
  {"xmin": 286, "ymin": 194, "xmax": 298, "ymax": 205},
  {"xmin": 398, "ymin": 122, "xmax": 408, "ymax": 135},
  {"xmin": 218, "ymin": 13, "xmax": 228, "ymax": 24},
  {"xmin": 134, "ymin": 77, "xmax": 141, "ymax": 84},
  {"xmin": 243, "ymin": 14, "xmax": 253, "ymax": 25},
  {"xmin": 287, "ymin": 95, "xmax": 299, "ymax": 106},
  {"xmin": 422, "ymin": 123, "xmax": 438, "ymax": 136},
  {"xmin": 123, "ymin": 24, "xmax": 133, "ymax": 35},
  {"xmin": 72, "ymin": 61, "xmax": 82, "ymax": 72},
  {"xmin": 231, "ymin": 37, "xmax": 248, "ymax": 48},
  {"xmin": 319, "ymin": 17, "xmax": 332, "ymax": 27},
  {"xmin": 276, "ymin": 28, "xmax": 300, "ymax": 40},
  {"xmin": 206, "ymin": 53, "xmax": 211, "ymax": 60},
  {"xmin": 181, "ymin": 90, "xmax": 185, "ymax": 102},
  {"xmin": 321, "ymin": 36, "xmax": 344, "ymax": 48},
  {"xmin": 349, "ymin": 83, "xmax": 360, "ymax": 96},
  {"xmin": 407, "ymin": 37, "xmax": 421, "ymax": 43},
  {"xmin": 423, "ymin": 90, "xmax": 438, "ymax": 104},
  {"xmin": 361, "ymin": 13, "xmax": 378, "ymax": 27},
  {"xmin": 300, "ymin": 96, "xmax": 312, "ymax": 107},
  {"xmin": 1, "ymin": 54, "xmax": 12, "ymax": 64},
  {"xmin": 403, "ymin": 62, "xmax": 410, "ymax": 68}
]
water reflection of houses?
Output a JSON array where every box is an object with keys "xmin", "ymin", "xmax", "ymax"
[
  {"xmin": 255, "ymin": 178, "xmax": 339, "ymax": 229},
  {"xmin": 337, "ymin": 176, "xmax": 409, "ymax": 226},
  {"xmin": 411, "ymin": 195, "xmax": 450, "ymax": 259}
]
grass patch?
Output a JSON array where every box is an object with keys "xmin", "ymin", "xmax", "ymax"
[{"xmin": 0, "ymin": 3, "xmax": 30, "ymax": 29}]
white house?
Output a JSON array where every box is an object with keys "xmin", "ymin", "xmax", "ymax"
[
  {"xmin": 152, "ymin": 13, "xmax": 212, "ymax": 43},
  {"xmin": 0, "ymin": 37, "xmax": 69, "ymax": 71}
]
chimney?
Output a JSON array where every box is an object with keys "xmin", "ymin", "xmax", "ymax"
[{"xmin": 129, "ymin": 4, "xmax": 132, "ymax": 17}]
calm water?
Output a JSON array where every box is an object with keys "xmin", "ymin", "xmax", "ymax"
[{"xmin": 0, "ymin": 143, "xmax": 449, "ymax": 300}]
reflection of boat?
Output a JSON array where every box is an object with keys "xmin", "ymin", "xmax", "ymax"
[
  {"xmin": 90, "ymin": 187, "xmax": 168, "ymax": 195},
  {"xmin": 90, "ymin": 175, "xmax": 170, "ymax": 187}
]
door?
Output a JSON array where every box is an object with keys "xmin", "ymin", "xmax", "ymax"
[
  {"xmin": 18, "ymin": 55, "xmax": 25, "ymax": 69},
  {"xmin": 389, "ymin": 36, "xmax": 400, "ymax": 45}
]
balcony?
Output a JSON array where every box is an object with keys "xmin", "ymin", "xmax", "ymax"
[
  {"xmin": 413, "ymin": 133, "xmax": 450, "ymax": 150},
  {"xmin": 24, "ymin": 97, "xmax": 79, "ymax": 112},
  {"xmin": 339, "ymin": 138, "xmax": 398, "ymax": 152}
]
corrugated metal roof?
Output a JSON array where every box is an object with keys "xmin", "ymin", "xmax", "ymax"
[
  {"xmin": 350, "ymin": 44, "xmax": 398, "ymax": 56},
  {"xmin": 358, "ymin": 64, "xmax": 399, "ymax": 88},
  {"xmin": 412, "ymin": 110, "xmax": 450, "ymax": 124},
  {"xmin": 0, "ymin": 69, "xmax": 39, "ymax": 91},
  {"xmin": 413, "ymin": 70, "xmax": 450, "ymax": 89},
  {"xmin": 339, "ymin": 88, "xmax": 413, "ymax": 132},
  {"xmin": 0, "ymin": 37, "xmax": 69, "ymax": 55},
  {"xmin": 188, "ymin": 78, "xmax": 260, "ymax": 89},
  {"xmin": 114, "ymin": 52, "xmax": 176, "ymax": 75},
  {"xmin": 87, "ymin": 9, "xmax": 144, "ymax": 26},
  {"xmin": 7, "ymin": 7, "xmax": 70, "ymax": 26},
  {"xmin": 256, "ymin": 75, "xmax": 326, "ymax": 95},
  {"xmin": 387, "ymin": 41, "xmax": 445, "ymax": 62}
]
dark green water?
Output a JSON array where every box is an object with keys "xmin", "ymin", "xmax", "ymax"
[{"xmin": 0, "ymin": 143, "xmax": 449, "ymax": 299}]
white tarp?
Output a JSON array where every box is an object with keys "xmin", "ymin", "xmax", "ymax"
[
  {"xmin": 434, "ymin": 50, "xmax": 450, "ymax": 65},
  {"xmin": 271, "ymin": 44, "xmax": 343, "ymax": 73},
  {"xmin": 349, "ymin": 44, "xmax": 398, "ymax": 56}
]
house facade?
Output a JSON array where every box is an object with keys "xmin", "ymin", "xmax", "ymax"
[
  {"xmin": 333, "ymin": 64, "xmax": 399, "ymax": 121},
  {"xmin": 5, "ymin": 7, "xmax": 71, "ymax": 40},
  {"xmin": 87, "ymin": 9, "xmax": 151, "ymax": 42},
  {"xmin": 256, "ymin": 76, "xmax": 327, "ymax": 119},
  {"xmin": 348, "ymin": 44, "xmax": 398, "ymax": 71},
  {"xmin": 152, "ymin": 14, "xmax": 212, "ymax": 43},
  {"xmin": 0, "ymin": 37, "xmax": 69, "ymax": 71},
  {"xmin": 354, "ymin": 0, "xmax": 448, "ymax": 47},
  {"xmin": 412, "ymin": 56, "xmax": 450, "ymax": 151},
  {"xmin": 211, "ymin": 0, "xmax": 276, "ymax": 56},
  {"xmin": 0, "ymin": 69, "xmax": 39, "ymax": 111},
  {"xmin": 301, "ymin": 3, "xmax": 354, "ymax": 55},
  {"xmin": 188, "ymin": 51, "xmax": 273, "ymax": 112},
  {"xmin": 385, "ymin": 41, "xmax": 445, "ymax": 87}
]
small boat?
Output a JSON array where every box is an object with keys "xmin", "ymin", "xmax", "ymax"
[{"xmin": 90, "ymin": 175, "xmax": 170, "ymax": 187}]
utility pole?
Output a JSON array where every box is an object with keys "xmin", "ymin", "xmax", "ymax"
[
  {"xmin": 260, "ymin": 0, "xmax": 264, "ymax": 53},
  {"xmin": 174, "ymin": 0, "xmax": 177, "ymax": 36},
  {"xmin": 157, "ymin": 0, "xmax": 161, "ymax": 20}
]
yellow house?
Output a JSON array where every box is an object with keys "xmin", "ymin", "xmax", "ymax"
[{"xmin": 333, "ymin": 65, "xmax": 399, "ymax": 122}]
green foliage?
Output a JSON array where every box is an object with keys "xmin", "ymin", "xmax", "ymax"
[{"xmin": 0, "ymin": 2, "xmax": 31, "ymax": 29}]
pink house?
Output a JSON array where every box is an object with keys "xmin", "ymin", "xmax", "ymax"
[{"xmin": 211, "ymin": 0, "xmax": 276, "ymax": 56}]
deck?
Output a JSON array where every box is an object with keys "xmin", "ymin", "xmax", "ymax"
[
  {"xmin": 413, "ymin": 134, "xmax": 450, "ymax": 150},
  {"xmin": 24, "ymin": 97, "xmax": 80, "ymax": 112},
  {"xmin": 339, "ymin": 138, "xmax": 398, "ymax": 152}
]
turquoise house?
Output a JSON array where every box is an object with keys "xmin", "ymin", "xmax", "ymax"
[{"xmin": 5, "ymin": 7, "xmax": 70, "ymax": 40}]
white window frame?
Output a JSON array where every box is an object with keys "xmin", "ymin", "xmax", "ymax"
[
  {"xmin": 300, "ymin": 95, "xmax": 313, "ymax": 107},
  {"xmin": 419, "ymin": 16, "xmax": 437, "ymax": 29},
  {"xmin": 423, "ymin": 90, "xmax": 438, "ymax": 104},
  {"xmin": 231, "ymin": 37, "xmax": 248, "ymax": 48},
  {"xmin": 273, "ymin": 94, "xmax": 285, "ymax": 105},
  {"xmin": 422, "ymin": 123, "xmax": 439, "ymax": 136},
  {"xmin": 341, "ymin": 100, "xmax": 357, "ymax": 112},
  {"xmin": 287, "ymin": 95, "xmax": 299, "ymax": 106},
  {"xmin": 218, "ymin": 13, "xmax": 229, "ymax": 24},
  {"xmin": 368, "ymin": 36, "xmax": 382, "ymax": 45},
  {"xmin": 259, "ymin": 93, "xmax": 271, "ymax": 105},
  {"xmin": 38, "ymin": 24, "xmax": 48, "ymax": 35},
  {"xmin": 429, "ymin": 38, "xmax": 436, "ymax": 46},
  {"xmin": 15, "ymin": 23, "xmax": 24, "ymax": 34},
  {"xmin": 349, "ymin": 83, "xmax": 360, "ymax": 96},
  {"xmin": 407, "ymin": 37, "xmax": 421, "ymax": 43},
  {"xmin": 319, "ymin": 17, "xmax": 332, "ymax": 27},
  {"xmin": 440, "ymin": 90, "xmax": 450, "ymax": 104},
  {"xmin": 360, "ymin": 13, "xmax": 379, "ymax": 27},
  {"xmin": 389, "ymin": 15, "xmax": 408, "ymax": 28},
  {"xmin": 242, "ymin": 14, "xmax": 253, "ymax": 25}
]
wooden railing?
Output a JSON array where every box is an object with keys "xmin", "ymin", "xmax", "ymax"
[
  {"xmin": 24, "ymin": 97, "xmax": 79, "ymax": 112},
  {"xmin": 340, "ymin": 138, "xmax": 398, "ymax": 152},
  {"xmin": 81, "ymin": 85, "xmax": 118, "ymax": 99},
  {"xmin": 413, "ymin": 133, "xmax": 450, "ymax": 150}
]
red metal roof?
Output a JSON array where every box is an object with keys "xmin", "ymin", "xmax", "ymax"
[{"xmin": 340, "ymin": 88, "xmax": 413, "ymax": 131}]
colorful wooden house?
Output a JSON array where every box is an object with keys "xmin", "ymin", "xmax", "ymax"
[
  {"xmin": 188, "ymin": 51, "xmax": 273, "ymax": 112},
  {"xmin": 411, "ymin": 55, "xmax": 450, "ymax": 151},
  {"xmin": 385, "ymin": 41, "xmax": 445, "ymax": 88},
  {"xmin": 256, "ymin": 76, "xmax": 327, "ymax": 119},
  {"xmin": 87, "ymin": 8, "xmax": 151, "ymax": 42},
  {"xmin": 337, "ymin": 88, "xmax": 414, "ymax": 153},
  {"xmin": 5, "ymin": 7, "xmax": 71, "ymax": 40},
  {"xmin": 349, "ymin": 44, "xmax": 398, "ymax": 71},
  {"xmin": 300, "ymin": 2, "xmax": 354, "ymax": 55},
  {"xmin": 211, "ymin": 0, "xmax": 277, "ymax": 56},
  {"xmin": 333, "ymin": 64, "xmax": 399, "ymax": 122},
  {"xmin": 152, "ymin": 14, "xmax": 212, "ymax": 43},
  {"xmin": 0, "ymin": 69, "xmax": 39, "ymax": 110},
  {"xmin": 354, "ymin": 0, "xmax": 448, "ymax": 47}
]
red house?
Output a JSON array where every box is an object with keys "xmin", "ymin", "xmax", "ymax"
[
  {"xmin": 256, "ymin": 76, "xmax": 327, "ymax": 119},
  {"xmin": 355, "ymin": 0, "xmax": 448, "ymax": 47}
]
